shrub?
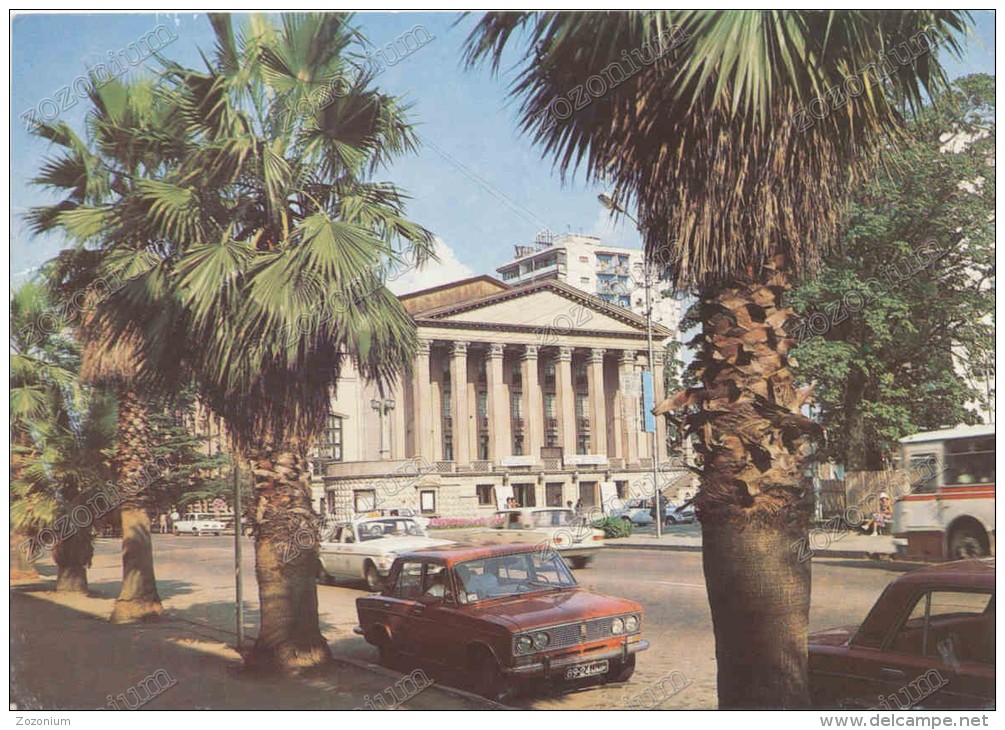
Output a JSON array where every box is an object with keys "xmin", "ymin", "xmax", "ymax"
[{"xmin": 592, "ymin": 516, "xmax": 633, "ymax": 539}]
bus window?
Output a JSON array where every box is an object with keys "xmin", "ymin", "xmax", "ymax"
[
  {"xmin": 945, "ymin": 437, "xmax": 995, "ymax": 486},
  {"xmin": 908, "ymin": 453, "xmax": 940, "ymax": 493}
]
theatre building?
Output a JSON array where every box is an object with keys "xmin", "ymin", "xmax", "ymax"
[{"xmin": 317, "ymin": 275, "xmax": 686, "ymax": 519}]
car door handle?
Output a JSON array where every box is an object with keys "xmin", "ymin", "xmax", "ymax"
[
  {"xmin": 880, "ymin": 667, "xmax": 906, "ymax": 680},
  {"xmin": 380, "ymin": 601, "xmax": 393, "ymax": 610},
  {"xmin": 410, "ymin": 606, "xmax": 425, "ymax": 616}
]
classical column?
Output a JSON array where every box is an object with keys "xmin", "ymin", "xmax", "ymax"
[
  {"xmin": 554, "ymin": 346, "xmax": 576, "ymax": 458},
  {"xmin": 652, "ymin": 351, "xmax": 668, "ymax": 463},
  {"xmin": 522, "ymin": 345, "xmax": 542, "ymax": 463},
  {"xmin": 618, "ymin": 350, "xmax": 639, "ymax": 466},
  {"xmin": 411, "ymin": 339, "xmax": 434, "ymax": 461},
  {"xmin": 485, "ymin": 344, "xmax": 510, "ymax": 461},
  {"xmin": 450, "ymin": 341, "xmax": 470, "ymax": 465},
  {"xmin": 587, "ymin": 348, "xmax": 607, "ymax": 455},
  {"xmin": 391, "ymin": 376, "xmax": 406, "ymax": 460}
]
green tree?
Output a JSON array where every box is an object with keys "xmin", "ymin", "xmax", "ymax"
[
  {"xmin": 31, "ymin": 13, "xmax": 433, "ymax": 672},
  {"xmin": 10, "ymin": 281, "xmax": 115, "ymax": 593},
  {"xmin": 465, "ymin": 10, "xmax": 969, "ymax": 706},
  {"xmin": 791, "ymin": 73, "xmax": 995, "ymax": 470}
]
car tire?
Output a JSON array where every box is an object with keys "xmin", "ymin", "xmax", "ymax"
[
  {"xmin": 949, "ymin": 525, "xmax": 988, "ymax": 559},
  {"xmin": 606, "ymin": 654, "xmax": 636, "ymax": 683},
  {"xmin": 317, "ymin": 565, "xmax": 334, "ymax": 586},
  {"xmin": 364, "ymin": 563, "xmax": 383, "ymax": 592},
  {"xmin": 471, "ymin": 651, "xmax": 509, "ymax": 702},
  {"xmin": 569, "ymin": 556, "xmax": 589, "ymax": 570}
]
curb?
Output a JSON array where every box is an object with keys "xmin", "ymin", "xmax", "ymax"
[{"xmin": 333, "ymin": 656, "xmax": 513, "ymax": 710}]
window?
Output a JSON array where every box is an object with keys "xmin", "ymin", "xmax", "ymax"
[
  {"xmin": 908, "ymin": 453, "xmax": 940, "ymax": 493},
  {"xmin": 945, "ymin": 436, "xmax": 995, "ymax": 485},
  {"xmin": 545, "ymin": 483, "xmax": 564, "ymax": 507},
  {"xmin": 580, "ymin": 276, "xmax": 590, "ymax": 284},
  {"xmin": 616, "ymin": 481, "xmax": 629, "ymax": 499},
  {"xmin": 578, "ymin": 482, "xmax": 597, "ymax": 507},
  {"xmin": 354, "ymin": 490, "xmax": 376, "ymax": 513},
  {"xmin": 512, "ymin": 433, "xmax": 524, "ymax": 456},
  {"xmin": 314, "ymin": 414, "xmax": 344, "ymax": 461},
  {"xmin": 422, "ymin": 563, "xmax": 452, "ymax": 602},
  {"xmin": 392, "ymin": 561, "xmax": 424, "ymax": 600},
  {"xmin": 478, "ymin": 433, "xmax": 489, "ymax": 460},
  {"xmin": 513, "ymin": 483, "xmax": 536, "ymax": 508},
  {"xmin": 890, "ymin": 590, "xmax": 994, "ymax": 664},
  {"xmin": 419, "ymin": 490, "xmax": 437, "ymax": 514},
  {"xmin": 476, "ymin": 484, "xmax": 496, "ymax": 506}
]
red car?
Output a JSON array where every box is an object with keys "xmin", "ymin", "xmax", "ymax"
[
  {"xmin": 809, "ymin": 558, "xmax": 994, "ymax": 709},
  {"xmin": 354, "ymin": 542, "xmax": 648, "ymax": 699}
]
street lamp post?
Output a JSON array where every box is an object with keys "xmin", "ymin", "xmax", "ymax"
[{"xmin": 599, "ymin": 193, "xmax": 663, "ymax": 539}]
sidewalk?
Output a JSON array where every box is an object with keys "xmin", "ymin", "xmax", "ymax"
[
  {"xmin": 10, "ymin": 580, "xmax": 498, "ymax": 711},
  {"xmin": 607, "ymin": 527, "xmax": 899, "ymax": 560}
]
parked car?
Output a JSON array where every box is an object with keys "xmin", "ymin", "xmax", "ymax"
[
  {"xmin": 318, "ymin": 517, "xmax": 454, "ymax": 591},
  {"xmin": 610, "ymin": 498, "xmax": 655, "ymax": 526},
  {"xmin": 665, "ymin": 502, "xmax": 696, "ymax": 525},
  {"xmin": 491, "ymin": 508, "xmax": 604, "ymax": 568},
  {"xmin": 809, "ymin": 558, "xmax": 994, "ymax": 709},
  {"xmin": 358, "ymin": 506, "xmax": 430, "ymax": 530},
  {"xmin": 173, "ymin": 513, "xmax": 226, "ymax": 536},
  {"xmin": 354, "ymin": 543, "xmax": 649, "ymax": 700}
]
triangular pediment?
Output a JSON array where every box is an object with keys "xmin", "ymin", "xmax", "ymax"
[{"xmin": 414, "ymin": 279, "xmax": 670, "ymax": 336}]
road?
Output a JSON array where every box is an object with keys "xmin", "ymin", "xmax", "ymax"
[{"xmin": 75, "ymin": 533, "xmax": 913, "ymax": 709}]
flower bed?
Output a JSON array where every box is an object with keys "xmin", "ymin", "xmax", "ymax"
[{"xmin": 426, "ymin": 516, "xmax": 495, "ymax": 529}]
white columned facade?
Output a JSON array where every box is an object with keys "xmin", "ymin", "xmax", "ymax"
[
  {"xmin": 522, "ymin": 345, "xmax": 542, "ymax": 463},
  {"xmin": 450, "ymin": 341, "xmax": 470, "ymax": 465},
  {"xmin": 413, "ymin": 339, "xmax": 434, "ymax": 460},
  {"xmin": 587, "ymin": 348, "xmax": 607, "ymax": 455},
  {"xmin": 555, "ymin": 346, "xmax": 576, "ymax": 457},
  {"xmin": 485, "ymin": 344, "xmax": 509, "ymax": 460},
  {"xmin": 618, "ymin": 349, "xmax": 639, "ymax": 466}
]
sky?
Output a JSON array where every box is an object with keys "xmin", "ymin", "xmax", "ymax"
[{"xmin": 9, "ymin": 11, "xmax": 998, "ymax": 294}]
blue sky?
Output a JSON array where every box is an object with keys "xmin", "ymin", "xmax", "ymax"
[{"xmin": 9, "ymin": 11, "xmax": 997, "ymax": 292}]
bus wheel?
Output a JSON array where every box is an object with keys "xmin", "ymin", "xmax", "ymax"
[{"xmin": 949, "ymin": 525, "xmax": 987, "ymax": 559}]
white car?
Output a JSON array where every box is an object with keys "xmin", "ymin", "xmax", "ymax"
[
  {"xmin": 356, "ymin": 507, "xmax": 430, "ymax": 530},
  {"xmin": 318, "ymin": 517, "xmax": 454, "ymax": 591},
  {"xmin": 492, "ymin": 508, "xmax": 605, "ymax": 569},
  {"xmin": 610, "ymin": 498, "xmax": 655, "ymax": 526},
  {"xmin": 173, "ymin": 513, "xmax": 226, "ymax": 536},
  {"xmin": 665, "ymin": 502, "xmax": 696, "ymax": 525}
]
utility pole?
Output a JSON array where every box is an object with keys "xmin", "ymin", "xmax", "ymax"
[
  {"xmin": 233, "ymin": 459, "xmax": 244, "ymax": 651},
  {"xmin": 643, "ymin": 259, "xmax": 663, "ymax": 540}
]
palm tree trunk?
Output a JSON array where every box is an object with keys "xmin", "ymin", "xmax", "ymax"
[
  {"xmin": 690, "ymin": 256, "xmax": 818, "ymax": 709},
  {"xmin": 245, "ymin": 446, "xmax": 331, "ymax": 673},
  {"xmin": 53, "ymin": 523, "xmax": 94, "ymax": 594},
  {"xmin": 110, "ymin": 386, "xmax": 163, "ymax": 623}
]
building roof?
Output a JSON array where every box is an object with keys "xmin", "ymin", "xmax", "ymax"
[
  {"xmin": 414, "ymin": 278, "xmax": 673, "ymax": 338},
  {"xmin": 398, "ymin": 275, "xmax": 510, "ymax": 315},
  {"xmin": 899, "ymin": 423, "xmax": 995, "ymax": 444}
]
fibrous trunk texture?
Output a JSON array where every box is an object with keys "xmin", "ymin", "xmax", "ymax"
[
  {"xmin": 110, "ymin": 386, "xmax": 163, "ymax": 623},
  {"xmin": 245, "ymin": 446, "xmax": 331, "ymax": 674},
  {"xmin": 685, "ymin": 256, "xmax": 818, "ymax": 708}
]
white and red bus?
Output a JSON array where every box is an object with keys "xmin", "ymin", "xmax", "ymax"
[{"xmin": 892, "ymin": 424, "xmax": 995, "ymax": 561}]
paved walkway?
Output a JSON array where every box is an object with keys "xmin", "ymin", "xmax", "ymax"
[{"xmin": 10, "ymin": 577, "xmax": 498, "ymax": 711}]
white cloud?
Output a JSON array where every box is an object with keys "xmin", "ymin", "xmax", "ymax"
[{"xmin": 386, "ymin": 237, "xmax": 475, "ymax": 295}]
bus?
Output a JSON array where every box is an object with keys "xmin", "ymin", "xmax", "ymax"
[{"xmin": 892, "ymin": 424, "xmax": 995, "ymax": 561}]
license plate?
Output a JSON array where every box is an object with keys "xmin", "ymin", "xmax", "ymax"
[{"xmin": 564, "ymin": 660, "xmax": 609, "ymax": 680}]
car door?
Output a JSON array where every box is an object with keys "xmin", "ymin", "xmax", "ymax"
[
  {"xmin": 379, "ymin": 560, "xmax": 425, "ymax": 654},
  {"xmin": 842, "ymin": 589, "xmax": 994, "ymax": 708},
  {"xmin": 318, "ymin": 525, "xmax": 343, "ymax": 578},
  {"xmin": 405, "ymin": 561, "xmax": 465, "ymax": 666}
]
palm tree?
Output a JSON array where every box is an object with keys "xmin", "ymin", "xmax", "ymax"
[
  {"xmin": 29, "ymin": 99, "xmax": 170, "ymax": 621},
  {"xmin": 465, "ymin": 10, "xmax": 969, "ymax": 707},
  {"xmin": 31, "ymin": 13, "xmax": 433, "ymax": 672},
  {"xmin": 10, "ymin": 281, "xmax": 114, "ymax": 593}
]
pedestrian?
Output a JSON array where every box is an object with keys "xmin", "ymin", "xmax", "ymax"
[
  {"xmin": 170, "ymin": 507, "xmax": 180, "ymax": 530},
  {"xmin": 574, "ymin": 499, "xmax": 583, "ymax": 516},
  {"xmin": 159, "ymin": 513, "xmax": 168, "ymax": 534},
  {"xmin": 566, "ymin": 501, "xmax": 573, "ymax": 510}
]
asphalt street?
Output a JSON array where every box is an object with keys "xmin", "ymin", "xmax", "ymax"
[{"xmin": 74, "ymin": 533, "xmax": 914, "ymax": 709}]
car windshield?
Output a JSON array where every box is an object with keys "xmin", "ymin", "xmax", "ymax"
[
  {"xmin": 357, "ymin": 518, "xmax": 425, "ymax": 541},
  {"xmin": 455, "ymin": 550, "xmax": 576, "ymax": 603}
]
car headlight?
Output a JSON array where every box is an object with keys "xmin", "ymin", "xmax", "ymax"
[
  {"xmin": 533, "ymin": 631, "xmax": 550, "ymax": 650},
  {"xmin": 611, "ymin": 617, "xmax": 625, "ymax": 635},
  {"xmin": 515, "ymin": 635, "xmax": 534, "ymax": 654},
  {"xmin": 625, "ymin": 615, "xmax": 639, "ymax": 632}
]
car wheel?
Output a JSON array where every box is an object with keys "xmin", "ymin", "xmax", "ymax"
[
  {"xmin": 471, "ymin": 651, "xmax": 510, "ymax": 702},
  {"xmin": 369, "ymin": 627, "xmax": 396, "ymax": 667},
  {"xmin": 364, "ymin": 563, "xmax": 383, "ymax": 592},
  {"xmin": 606, "ymin": 654, "xmax": 636, "ymax": 683},
  {"xmin": 949, "ymin": 526, "xmax": 988, "ymax": 559},
  {"xmin": 569, "ymin": 556, "xmax": 589, "ymax": 570}
]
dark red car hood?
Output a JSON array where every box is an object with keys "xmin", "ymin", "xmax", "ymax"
[
  {"xmin": 467, "ymin": 588, "xmax": 641, "ymax": 632},
  {"xmin": 808, "ymin": 626, "xmax": 856, "ymax": 648}
]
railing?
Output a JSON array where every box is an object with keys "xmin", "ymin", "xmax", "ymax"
[
  {"xmin": 470, "ymin": 460, "xmax": 492, "ymax": 473},
  {"xmin": 542, "ymin": 457, "xmax": 561, "ymax": 470},
  {"xmin": 435, "ymin": 461, "xmax": 456, "ymax": 474}
]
